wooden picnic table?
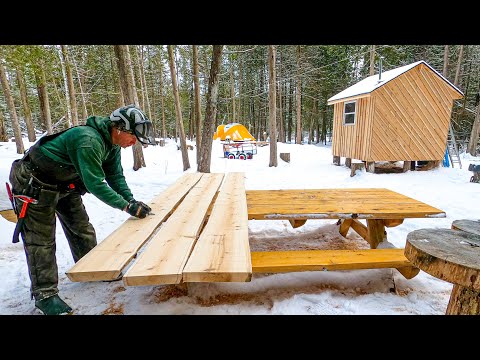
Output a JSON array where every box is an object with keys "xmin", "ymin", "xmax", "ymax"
[{"xmin": 246, "ymin": 188, "xmax": 446, "ymax": 249}]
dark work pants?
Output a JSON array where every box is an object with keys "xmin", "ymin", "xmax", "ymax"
[{"xmin": 10, "ymin": 160, "xmax": 97, "ymax": 301}]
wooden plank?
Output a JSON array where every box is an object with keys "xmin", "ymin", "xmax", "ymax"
[
  {"xmin": 122, "ymin": 173, "xmax": 225, "ymax": 286},
  {"xmin": 251, "ymin": 249, "xmax": 416, "ymax": 276},
  {"xmin": 66, "ymin": 172, "xmax": 204, "ymax": 282},
  {"xmin": 183, "ymin": 172, "xmax": 252, "ymax": 283},
  {"xmin": 247, "ymin": 189, "xmax": 446, "ymax": 220}
]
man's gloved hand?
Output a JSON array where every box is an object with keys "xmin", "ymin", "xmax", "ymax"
[{"xmin": 124, "ymin": 199, "xmax": 152, "ymax": 219}]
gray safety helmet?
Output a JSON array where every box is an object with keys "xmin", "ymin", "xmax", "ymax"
[{"xmin": 110, "ymin": 104, "xmax": 156, "ymax": 145}]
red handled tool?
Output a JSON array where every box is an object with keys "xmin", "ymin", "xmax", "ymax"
[{"xmin": 6, "ymin": 182, "xmax": 38, "ymax": 243}]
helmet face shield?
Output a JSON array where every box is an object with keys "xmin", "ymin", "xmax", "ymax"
[
  {"xmin": 110, "ymin": 104, "xmax": 157, "ymax": 145},
  {"xmin": 134, "ymin": 121, "xmax": 156, "ymax": 145}
]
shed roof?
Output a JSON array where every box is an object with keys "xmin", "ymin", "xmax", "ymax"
[{"xmin": 327, "ymin": 60, "xmax": 464, "ymax": 104}]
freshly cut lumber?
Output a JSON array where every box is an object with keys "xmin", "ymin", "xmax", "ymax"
[
  {"xmin": 183, "ymin": 172, "xmax": 252, "ymax": 282},
  {"xmin": 251, "ymin": 248, "xmax": 418, "ymax": 279},
  {"xmin": 66, "ymin": 172, "xmax": 203, "ymax": 282},
  {"xmin": 123, "ymin": 173, "xmax": 225, "ymax": 286}
]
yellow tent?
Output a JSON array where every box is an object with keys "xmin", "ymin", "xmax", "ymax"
[{"xmin": 213, "ymin": 123, "xmax": 255, "ymax": 141}]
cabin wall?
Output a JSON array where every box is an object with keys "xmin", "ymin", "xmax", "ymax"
[
  {"xmin": 369, "ymin": 63, "xmax": 460, "ymax": 161},
  {"xmin": 332, "ymin": 96, "xmax": 373, "ymax": 159}
]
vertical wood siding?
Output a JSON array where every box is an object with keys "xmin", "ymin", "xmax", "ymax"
[{"xmin": 332, "ymin": 96, "xmax": 372, "ymax": 159}]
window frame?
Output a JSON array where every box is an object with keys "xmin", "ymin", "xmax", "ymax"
[{"xmin": 343, "ymin": 100, "xmax": 357, "ymax": 126}]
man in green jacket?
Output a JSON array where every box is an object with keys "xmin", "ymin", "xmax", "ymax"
[{"xmin": 9, "ymin": 104, "xmax": 156, "ymax": 315}]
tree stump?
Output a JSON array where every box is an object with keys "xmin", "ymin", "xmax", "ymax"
[
  {"xmin": 403, "ymin": 161, "xmax": 411, "ymax": 172},
  {"xmin": 280, "ymin": 153, "xmax": 290, "ymax": 163},
  {"xmin": 405, "ymin": 228, "xmax": 480, "ymax": 315},
  {"xmin": 159, "ymin": 139, "xmax": 165, "ymax": 147}
]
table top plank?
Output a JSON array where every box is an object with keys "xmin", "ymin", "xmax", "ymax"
[
  {"xmin": 183, "ymin": 172, "xmax": 252, "ymax": 283},
  {"xmin": 247, "ymin": 188, "xmax": 445, "ymax": 220}
]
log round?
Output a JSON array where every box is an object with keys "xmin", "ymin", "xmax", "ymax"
[
  {"xmin": 405, "ymin": 228, "xmax": 480, "ymax": 289},
  {"xmin": 451, "ymin": 219, "xmax": 480, "ymax": 236},
  {"xmin": 405, "ymin": 228, "xmax": 480, "ymax": 315}
]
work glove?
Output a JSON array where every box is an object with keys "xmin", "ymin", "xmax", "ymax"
[{"xmin": 124, "ymin": 199, "xmax": 152, "ymax": 219}]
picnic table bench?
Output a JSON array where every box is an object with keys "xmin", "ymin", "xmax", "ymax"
[{"xmin": 66, "ymin": 172, "xmax": 446, "ymax": 286}]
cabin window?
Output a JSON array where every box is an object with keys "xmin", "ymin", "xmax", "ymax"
[{"xmin": 343, "ymin": 101, "xmax": 356, "ymax": 125}]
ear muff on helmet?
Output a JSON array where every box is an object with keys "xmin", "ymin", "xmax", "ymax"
[{"xmin": 110, "ymin": 104, "xmax": 157, "ymax": 145}]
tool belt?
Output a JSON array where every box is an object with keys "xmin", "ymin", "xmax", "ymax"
[{"xmin": 11, "ymin": 129, "xmax": 88, "ymax": 196}]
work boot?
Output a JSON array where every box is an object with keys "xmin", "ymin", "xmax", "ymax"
[{"xmin": 35, "ymin": 294, "xmax": 73, "ymax": 315}]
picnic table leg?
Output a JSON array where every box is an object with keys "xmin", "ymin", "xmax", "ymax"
[
  {"xmin": 366, "ymin": 219, "xmax": 387, "ymax": 249},
  {"xmin": 339, "ymin": 219, "xmax": 353, "ymax": 237}
]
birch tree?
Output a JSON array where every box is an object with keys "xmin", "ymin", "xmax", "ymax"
[
  {"xmin": 198, "ymin": 45, "xmax": 223, "ymax": 173},
  {"xmin": 167, "ymin": 45, "xmax": 190, "ymax": 171}
]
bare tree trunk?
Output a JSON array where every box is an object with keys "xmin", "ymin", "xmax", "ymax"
[
  {"xmin": 61, "ymin": 45, "xmax": 78, "ymax": 126},
  {"xmin": 454, "ymin": 45, "xmax": 464, "ymax": 87},
  {"xmin": 443, "ymin": 45, "xmax": 449, "ymax": 78},
  {"xmin": 198, "ymin": 45, "xmax": 223, "ymax": 173},
  {"xmin": 369, "ymin": 45, "xmax": 376, "ymax": 76},
  {"xmin": 277, "ymin": 48, "xmax": 285, "ymax": 143},
  {"xmin": 72, "ymin": 49, "xmax": 88, "ymax": 122},
  {"xmin": 167, "ymin": 45, "xmax": 190, "ymax": 171},
  {"xmin": 114, "ymin": 45, "xmax": 146, "ymax": 170},
  {"xmin": 34, "ymin": 66, "xmax": 53, "ymax": 134},
  {"xmin": 0, "ymin": 61, "xmax": 24, "ymax": 153},
  {"xmin": 238, "ymin": 55, "xmax": 243, "ymax": 122},
  {"xmin": 193, "ymin": 45, "xmax": 202, "ymax": 164},
  {"xmin": 134, "ymin": 46, "xmax": 145, "ymax": 111},
  {"xmin": 468, "ymin": 102, "xmax": 480, "ymax": 156},
  {"xmin": 268, "ymin": 45, "xmax": 278, "ymax": 167},
  {"xmin": 138, "ymin": 46, "xmax": 152, "ymax": 120},
  {"xmin": 230, "ymin": 55, "xmax": 235, "ymax": 121},
  {"xmin": 16, "ymin": 68, "xmax": 36, "ymax": 142},
  {"xmin": 295, "ymin": 45, "xmax": 302, "ymax": 144},
  {"xmin": 0, "ymin": 108, "xmax": 7, "ymax": 142}
]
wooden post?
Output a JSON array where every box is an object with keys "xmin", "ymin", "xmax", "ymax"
[
  {"xmin": 350, "ymin": 162, "xmax": 365, "ymax": 177},
  {"xmin": 345, "ymin": 157, "xmax": 352, "ymax": 168},
  {"xmin": 366, "ymin": 161, "xmax": 375, "ymax": 173},
  {"xmin": 333, "ymin": 155, "xmax": 340, "ymax": 166}
]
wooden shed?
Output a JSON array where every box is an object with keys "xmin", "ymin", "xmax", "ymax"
[{"xmin": 327, "ymin": 60, "xmax": 464, "ymax": 172}]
